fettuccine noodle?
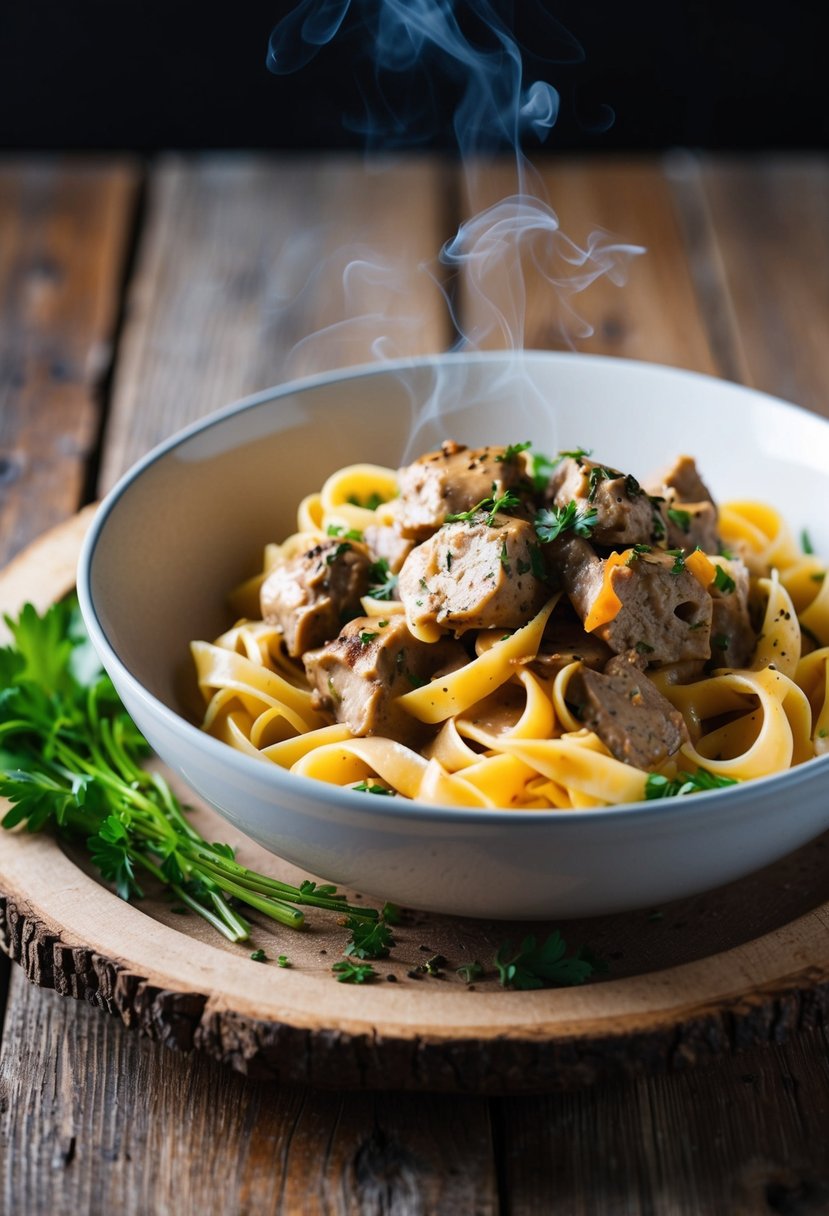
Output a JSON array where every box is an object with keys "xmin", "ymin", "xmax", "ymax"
[{"xmin": 193, "ymin": 455, "xmax": 829, "ymax": 809}]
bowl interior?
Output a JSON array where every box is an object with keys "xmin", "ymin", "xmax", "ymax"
[{"xmin": 85, "ymin": 353, "xmax": 829, "ymax": 733}]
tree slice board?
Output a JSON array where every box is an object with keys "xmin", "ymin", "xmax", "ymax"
[{"xmin": 2, "ymin": 514, "xmax": 829, "ymax": 1094}]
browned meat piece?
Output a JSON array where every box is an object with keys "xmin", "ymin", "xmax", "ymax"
[
  {"xmin": 709, "ymin": 558, "xmax": 755, "ymax": 667},
  {"xmin": 303, "ymin": 616, "xmax": 466, "ymax": 745},
  {"xmin": 650, "ymin": 455, "xmax": 716, "ymax": 509},
  {"xmin": 660, "ymin": 498, "xmax": 720, "ymax": 554},
  {"xmin": 398, "ymin": 513, "xmax": 548, "ymax": 635},
  {"xmin": 363, "ymin": 523, "xmax": 413, "ymax": 574},
  {"xmin": 555, "ymin": 537, "xmax": 712, "ymax": 664},
  {"xmin": 260, "ymin": 539, "xmax": 371, "ymax": 658},
  {"xmin": 526, "ymin": 618, "xmax": 613, "ymax": 679},
  {"xmin": 568, "ymin": 650, "xmax": 690, "ymax": 769},
  {"xmin": 546, "ymin": 456, "xmax": 655, "ymax": 547},
  {"xmin": 396, "ymin": 440, "xmax": 529, "ymax": 541}
]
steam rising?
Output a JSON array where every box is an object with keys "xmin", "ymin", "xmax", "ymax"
[{"xmin": 267, "ymin": 1, "xmax": 644, "ymax": 367}]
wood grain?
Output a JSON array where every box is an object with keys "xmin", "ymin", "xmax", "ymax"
[
  {"xmin": 99, "ymin": 153, "xmax": 454, "ymax": 491},
  {"xmin": 0, "ymin": 159, "xmax": 138, "ymax": 563},
  {"xmin": 671, "ymin": 155, "xmax": 829, "ymax": 416},
  {"xmin": 6, "ymin": 513, "xmax": 829, "ymax": 1095},
  {"xmin": 0, "ymin": 969, "xmax": 498, "ymax": 1215},
  {"xmin": 457, "ymin": 157, "xmax": 717, "ymax": 372}
]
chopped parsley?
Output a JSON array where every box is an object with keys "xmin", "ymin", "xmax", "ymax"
[
  {"xmin": 325, "ymin": 542, "xmax": 351, "ymax": 565},
  {"xmin": 645, "ymin": 769, "xmax": 738, "ymax": 799},
  {"xmin": 352, "ymin": 780, "xmax": 395, "ymax": 795},
  {"xmin": 802, "ymin": 529, "xmax": 815, "ymax": 555},
  {"xmin": 625, "ymin": 473, "xmax": 643, "ymax": 498},
  {"xmin": 713, "ymin": 565, "xmax": 736, "ymax": 595},
  {"xmin": 711, "ymin": 633, "xmax": 730, "ymax": 650},
  {"xmin": 327, "ymin": 524, "xmax": 363, "ymax": 541},
  {"xmin": 250, "ymin": 948, "xmax": 268, "ymax": 963},
  {"xmin": 277, "ymin": 955, "xmax": 291, "ymax": 968},
  {"xmin": 500, "ymin": 538, "xmax": 511, "ymax": 575},
  {"xmin": 332, "ymin": 959, "xmax": 378, "ymax": 984},
  {"xmin": 666, "ymin": 549, "xmax": 685, "ymax": 575},
  {"xmin": 587, "ymin": 464, "xmax": 614, "ymax": 502},
  {"xmin": 495, "ymin": 441, "xmax": 531, "ymax": 462},
  {"xmin": 344, "ymin": 916, "xmax": 396, "ymax": 959},
  {"xmin": 358, "ymin": 631, "xmax": 378, "ymax": 646},
  {"xmin": 347, "ymin": 492, "xmax": 384, "ymax": 511},
  {"xmin": 559, "ymin": 447, "xmax": 593, "ymax": 462},
  {"xmin": 445, "ymin": 486, "xmax": 521, "ymax": 527},
  {"xmin": 534, "ymin": 501, "xmax": 598, "ymax": 543},
  {"xmin": 667, "ymin": 507, "xmax": 691, "ymax": 532},
  {"xmin": 636, "ymin": 641, "xmax": 655, "ymax": 654},
  {"xmin": 811, "ymin": 572, "xmax": 826, "ymax": 583},
  {"xmin": 367, "ymin": 558, "xmax": 398, "ymax": 600},
  {"xmin": 494, "ymin": 931, "xmax": 606, "ymax": 990}
]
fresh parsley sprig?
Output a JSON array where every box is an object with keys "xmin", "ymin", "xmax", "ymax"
[
  {"xmin": 367, "ymin": 558, "xmax": 399, "ymax": 600},
  {"xmin": 0, "ymin": 598, "xmax": 380, "ymax": 944},
  {"xmin": 534, "ymin": 500, "xmax": 598, "ymax": 543}
]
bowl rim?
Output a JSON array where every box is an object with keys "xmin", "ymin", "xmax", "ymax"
[{"xmin": 77, "ymin": 349, "xmax": 829, "ymax": 828}]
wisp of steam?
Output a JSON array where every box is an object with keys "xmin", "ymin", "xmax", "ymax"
[{"xmin": 267, "ymin": 0, "xmax": 645, "ymax": 447}]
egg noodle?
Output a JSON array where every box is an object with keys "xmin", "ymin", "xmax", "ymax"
[{"xmin": 191, "ymin": 462, "xmax": 829, "ymax": 809}]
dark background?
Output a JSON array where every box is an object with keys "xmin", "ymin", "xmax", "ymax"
[{"xmin": 0, "ymin": 1, "xmax": 825, "ymax": 152}]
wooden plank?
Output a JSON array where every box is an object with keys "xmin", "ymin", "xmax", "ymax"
[
  {"xmin": 0, "ymin": 970, "xmax": 497, "ymax": 1215},
  {"xmin": 99, "ymin": 153, "xmax": 454, "ymax": 491},
  {"xmin": 0, "ymin": 159, "xmax": 138, "ymax": 563},
  {"xmin": 672, "ymin": 155, "xmax": 829, "ymax": 416},
  {"xmin": 496, "ymin": 1030, "xmax": 829, "ymax": 1214},
  {"xmin": 457, "ymin": 158, "xmax": 718, "ymax": 372}
]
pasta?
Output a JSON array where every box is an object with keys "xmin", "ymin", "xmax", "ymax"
[{"xmin": 192, "ymin": 444, "xmax": 829, "ymax": 809}]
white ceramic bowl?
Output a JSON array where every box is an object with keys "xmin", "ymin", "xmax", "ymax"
[{"xmin": 78, "ymin": 352, "xmax": 829, "ymax": 918}]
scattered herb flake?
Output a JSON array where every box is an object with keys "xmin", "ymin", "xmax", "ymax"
[
  {"xmin": 534, "ymin": 501, "xmax": 598, "ymax": 544},
  {"xmin": 344, "ymin": 917, "xmax": 396, "ymax": 960},
  {"xmin": 802, "ymin": 529, "xmax": 815, "ymax": 555},
  {"xmin": 327, "ymin": 524, "xmax": 364, "ymax": 541},
  {"xmin": 250, "ymin": 949, "xmax": 267, "ymax": 963},
  {"xmin": 645, "ymin": 769, "xmax": 738, "ymax": 799},
  {"xmin": 495, "ymin": 441, "xmax": 531, "ymax": 462},
  {"xmin": 332, "ymin": 959, "xmax": 378, "ymax": 984},
  {"xmin": 359, "ymin": 631, "xmax": 378, "ymax": 646},
  {"xmin": 667, "ymin": 507, "xmax": 691, "ymax": 532},
  {"xmin": 277, "ymin": 955, "xmax": 291, "ymax": 968},
  {"xmin": 368, "ymin": 558, "xmax": 398, "ymax": 600},
  {"xmin": 713, "ymin": 565, "xmax": 737, "ymax": 595},
  {"xmin": 494, "ymin": 932, "xmax": 604, "ymax": 990},
  {"xmin": 352, "ymin": 781, "xmax": 395, "ymax": 796}
]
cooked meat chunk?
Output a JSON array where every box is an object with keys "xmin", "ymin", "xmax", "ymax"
[
  {"xmin": 650, "ymin": 455, "xmax": 716, "ymax": 510},
  {"xmin": 546, "ymin": 456, "xmax": 655, "ymax": 547},
  {"xmin": 363, "ymin": 523, "xmax": 413, "ymax": 574},
  {"xmin": 398, "ymin": 513, "xmax": 548, "ymax": 635},
  {"xmin": 396, "ymin": 440, "xmax": 528, "ymax": 541},
  {"xmin": 660, "ymin": 498, "xmax": 720, "ymax": 554},
  {"xmin": 709, "ymin": 557, "xmax": 755, "ymax": 668},
  {"xmin": 555, "ymin": 538, "xmax": 712, "ymax": 664},
  {"xmin": 568, "ymin": 650, "xmax": 690, "ymax": 769},
  {"xmin": 526, "ymin": 617, "xmax": 613, "ymax": 679},
  {"xmin": 303, "ymin": 616, "xmax": 466, "ymax": 745},
  {"xmin": 260, "ymin": 539, "xmax": 371, "ymax": 658}
]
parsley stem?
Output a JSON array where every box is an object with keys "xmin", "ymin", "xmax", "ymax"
[{"xmin": 187, "ymin": 850, "xmax": 377, "ymax": 917}]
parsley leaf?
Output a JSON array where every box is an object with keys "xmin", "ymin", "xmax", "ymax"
[
  {"xmin": 327, "ymin": 524, "xmax": 364, "ymax": 541},
  {"xmin": 367, "ymin": 559, "xmax": 399, "ymax": 600},
  {"xmin": 534, "ymin": 501, "xmax": 598, "ymax": 543},
  {"xmin": 494, "ymin": 932, "xmax": 604, "ymax": 990},
  {"xmin": 645, "ymin": 769, "xmax": 738, "ymax": 799},
  {"xmin": 332, "ymin": 959, "xmax": 378, "ymax": 984},
  {"xmin": 495, "ymin": 442, "xmax": 531, "ymax": 462},
  {"xmin": 667, "ymin": 507, "xmax": 691, "ymax": 532},
  {"xmin": 445, "ymin": 487, "xmax": 521, "ymax": 527},
  {"xmin": 352, "ymin": 780, "xmax": 395, "ymax": 795},
  {"xmin": 802, "ymin": 529, "xmax": 815, "ymax": 555},
  {"xmin": 712, "ymin": 565, "xmax": 736, "ymax": 595}
]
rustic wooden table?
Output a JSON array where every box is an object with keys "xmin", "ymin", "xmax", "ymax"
[{"xmin": 1, "ymin": 153, "xmax": 829, "ymax": 1214}]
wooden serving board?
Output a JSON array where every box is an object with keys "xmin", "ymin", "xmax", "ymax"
[{"xmin": 3, "ymin": 514, "xmax": 829, "ymax": 1095}]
